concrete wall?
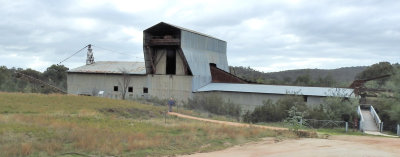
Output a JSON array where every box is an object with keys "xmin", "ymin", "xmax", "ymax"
[
  {"xmin": 175, "ymin": 52, "xmax": 185, "ymax": 75},
  {"xmin": 194, "ymin": 91, "xmax": 325, "ymax": 111},
  {"xmin": 67, "ymin": 73, "xmax": 147, "ymax": 100},
  {"xmin": 67, "ymin": 73, "xmax": 193, "ymax": 104},
  {"xmin": 307, "ymin": 96, "xmax": 325, "ymax": 107},
  {"xmin": 155, "ymin": 49, "xmax": 166, "ymax": 74},
  {"xmin": 145, "ymin": 75, "xmax": 193, "ymax": 104},
  {"xmin": 154, "ymin": 48, "xmax": 186, "ymax": 75}
]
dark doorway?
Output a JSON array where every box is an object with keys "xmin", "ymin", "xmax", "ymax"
[
  {"xmin": 166, "ymin": 49, "xmax": 176, "ymax": 74},
  {"xmin": 303, "ymin": 95, "xmax": 308, "ymax": 102}
]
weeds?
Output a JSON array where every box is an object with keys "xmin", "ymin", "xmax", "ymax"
[{"xmin": 0, "ymin": 92, "xmax": 296, "ymax": 157}]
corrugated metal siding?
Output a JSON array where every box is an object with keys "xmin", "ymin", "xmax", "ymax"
[
  {"xmin": 196, "ymin": 83, "xmax": 354, "ymax": 97},
  {"xmin": 181, "ymin": 30, "xmax": 229, "ymax": 91}
]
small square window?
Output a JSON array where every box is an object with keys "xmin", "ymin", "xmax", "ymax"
[
  {"xmin": 143, "ymin": 87, "xmax": 148, "ymax": 93},
  {"xmin": 114, "ymin": 86, "xmax": 118, "ymax": 91},
  {"xmin": 128, "ymin": 87, "xmax": 133, "ymax": 92}
]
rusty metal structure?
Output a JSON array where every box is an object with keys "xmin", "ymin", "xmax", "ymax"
[
  {"xmin": 210, "ymin": 64, "xmax": 247, "ymax": 83},
  {"xmin": 349, "ymin": 74, "xmax": 391, "ymax": 104}
]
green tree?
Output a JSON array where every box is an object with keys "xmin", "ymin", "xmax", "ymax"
[
  {"xmin": 43, "ymin": 64, "xmax": 69, "ymax": 90},
  {"xmin": 294, "ymin": 74, "xmax": 311, "ymax": 86},
  {"xmin": 356, "ymin": 62, "xmax": 394, "ymax": 86},
  {"xmin": 284, "ymin": 106, "xmax": 305, "ymax": 132}
]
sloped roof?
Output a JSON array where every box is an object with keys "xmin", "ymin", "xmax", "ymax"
[
  {"xmin": 144, "ymin": 22, "xmax": 224, "ymax": 41},
  {"xmin": 68, "ymin": 61, "xmax": 146, "ymax": 75},
  {"xmin": 196, "ymin": 83, "xmax": 354, "ymax": 97}
]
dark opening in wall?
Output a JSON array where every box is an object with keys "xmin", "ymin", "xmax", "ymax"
[
  {"xmin": 303, "ymin": 95, "xmax": 308, "ymax": 102},
  {"xmin": 166, "ymin": 49, "xmax": 176, "ymax": 74},
  {"xmin": 143, "ymin": 87, "xmax": 148, "ymax": 93},
  {"xmin": 128, "ymin": 87, "xmax": 133, "ymax": 92},
  {"xmin": 114, "ymin": 86, "xmax": 118, "ymax": 91}
]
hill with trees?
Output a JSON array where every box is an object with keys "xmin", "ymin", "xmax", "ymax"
[{"xmin": 231, "ymin": 66, "xmax": 367, "ymax": 87}]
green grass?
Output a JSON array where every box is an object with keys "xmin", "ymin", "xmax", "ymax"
[{"xmin": 0, "ymin": 92, "xmax": 299, "ymax": 157}]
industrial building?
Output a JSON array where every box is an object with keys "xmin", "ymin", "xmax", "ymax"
[{"xmin": 67, "ymin": 22, "xmax": 353, "ymax": 111}]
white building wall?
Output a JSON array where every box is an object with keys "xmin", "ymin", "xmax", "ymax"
[
  {"xmin": 306, "ymin": 96, "xmax": 325, "ymax": 107},
  {"xmin": 145, "ymin": 75, "xmax": 193, "ymax": 104},
  {"xmin": 195, "ymin": 91, "xmax": 325, "ymax": 111},
  {"xmin": 67, "ymin": 73, "xmax": 147, "ymax": 99},
  {"xmin": 154, "ymin": 49, "xmax": 166, "ymax": 74},
  {"xmin": 67, "ymin": 73, "xmax": 193, "ymax": 104}
]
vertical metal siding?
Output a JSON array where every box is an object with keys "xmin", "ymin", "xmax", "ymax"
[{"xmin": 180, "ymin": 30, "xmax": 228, "ymax": 91}]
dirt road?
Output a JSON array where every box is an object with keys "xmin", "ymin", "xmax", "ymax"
[
  {"xmin": 168, "ymin": 112, "xmax": 287, "ymax": 131},
  {"xmin": 169, "ymin": 112, "xmax": 400, "ymax": 157},
  {"xmin": 181, "ymin": 136, "xmax": 400, "ymax": 157}
]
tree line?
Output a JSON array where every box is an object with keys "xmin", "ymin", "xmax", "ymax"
[
  {"xmin": 231, "ymin": 66, "xmax": 367, "ymax": 87},
  {"xmin": 0, "ymin": 64, "xmax": 68, "ymax": 93}
]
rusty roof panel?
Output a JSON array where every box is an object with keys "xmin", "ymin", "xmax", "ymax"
[{"xmin": 68, "ymin": 61, "xmax": 146, "ymax": 75}]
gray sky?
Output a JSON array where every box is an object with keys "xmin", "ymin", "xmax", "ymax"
[{"xmin": 0, "ymin": 0, "xmax": 399, "ymax": 72}]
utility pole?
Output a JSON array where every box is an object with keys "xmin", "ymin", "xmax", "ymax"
[{"xmin": 86, "ymin": 44, "xmax": 94, "ymax": 65}]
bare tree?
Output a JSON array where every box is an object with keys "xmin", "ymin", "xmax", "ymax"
[{"xmin": 118, "ymin": 69, "xmax": 131, "ymax": 100}]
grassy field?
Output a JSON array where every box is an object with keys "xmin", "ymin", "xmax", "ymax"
[{"xmin": 0, "ymin": 92, "xmax": 300, "ymax": 157}]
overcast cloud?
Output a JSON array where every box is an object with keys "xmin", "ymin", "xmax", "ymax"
[{"xmin": 0, "ymin": 0, "xmax": 399, "ymax": 72}]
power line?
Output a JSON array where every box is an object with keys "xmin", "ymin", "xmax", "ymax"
[
  {"xmin": 92, "ymin": 45, "xmax": 144, "ymax": 59},
  {"xmin": 57, "ymin": 45, "xmax": 88, "ymax": 65}
]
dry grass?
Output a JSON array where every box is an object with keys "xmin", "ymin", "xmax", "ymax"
[{"xmin": 0, "ymin": 92, "xmax": 298, "ymax": 157}]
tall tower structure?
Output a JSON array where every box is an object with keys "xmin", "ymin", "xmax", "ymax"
[{"xmin": 86, "ymin": 44, "xmax": 94, "ymax": 65}]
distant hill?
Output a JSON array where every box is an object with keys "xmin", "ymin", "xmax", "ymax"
[
  {"xmin": 264, "ymin": 67, "xmax": 367, "ymax": 82},
  {"xmin": 231, "ymin": 66, "xmax": 367, "ymax": 87}
]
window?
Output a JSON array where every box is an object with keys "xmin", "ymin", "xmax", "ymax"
[
  {"xmin": 114, "ymin": 86, "xmax": 118, "ymax": 91},
  {"xmin": 143, "ymin": 87, "xmax": 148, "ymax": 93},
  {"xmin": 128, "ymin": 87, "xmax": 133, "ymax": 92},
  {"xmin": 166, "ymin": 49, "xmax": 176, "ymax": 74}
]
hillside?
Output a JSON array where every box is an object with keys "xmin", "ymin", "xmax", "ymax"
[
  {"xmin": 265, "ymin": 66, "xmax": 367, "ymax": 82},
  {"xmin": 231, "ymin": 66, "xmax": 367, "ymax": 86},
  {"xmin": 0, "ymin": 92, "xmax": 289, "ymax": 157}
]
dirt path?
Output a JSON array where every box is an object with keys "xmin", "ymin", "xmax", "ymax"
[
  {"xmin": 181, "ymin": 136, "xmax": 400, "ymax": 157},
  {"xmin": 169, "ymin": 112, "xmax": 400, "ymax": 157},
  {"xmin": 168, "ymin": 112, "xmax": 287, "ymax": 131}
]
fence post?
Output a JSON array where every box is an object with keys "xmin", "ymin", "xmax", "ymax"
[
  {"xmin": 397, "ymin": 124, "xmax": 399, "ymax": 136},
  {"xmin": 345, "ymin": 122, "xmax": 348, "ymax": 133},
  {"xmin": 380, "ymin": 122, "xmax": 383, "ymax": 132},
  {"xmin": 300, "ymin": 118, "xmax": 303, "ymax": 126}
]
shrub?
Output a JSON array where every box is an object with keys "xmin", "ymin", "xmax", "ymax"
[
  {"xmin": 284, "ymin": 106, "xmax": 305, "ymax": 133},
  {"xmin": 184, "ymin": 95, "xmax": 241, "ymax": 118},
  {"xmin": 244, "ymin": 95, "xmax": 306, "ymax": 123},
  {"xmin": 243, "ymin": 94, "xmax": 358, "ymax": 124}
]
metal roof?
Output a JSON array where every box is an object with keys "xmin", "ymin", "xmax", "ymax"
[
  {"xmin": 144, "ymin": 22, "xmax": 225, "ymax": 41},
  {"xmin": 196, "ymin": 83, "xmax": 354, "ymax": 97},
  {"xmin": 68, "ymin": 61, "xmax": 146, "ymax": 75}
]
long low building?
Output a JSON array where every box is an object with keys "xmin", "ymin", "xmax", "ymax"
[{"xmin": 67, "ymin": 22, "xmax": 354, "ymax": 110}]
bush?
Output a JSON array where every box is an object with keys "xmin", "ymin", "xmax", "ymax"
[
  {"xmin": 243, "ymin": 94, "xmax": 358, "ymax": 124},
  {"xmin": 244, "ymin": 95, "xmax": 307, "ymax": 123},
  {"xmin": 285, "ymin": 106, "xmax": 305, "ymax": 133},
  {"xmin": 184, "ymin": 95, "xmax": 241, "ymax": 118}
]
